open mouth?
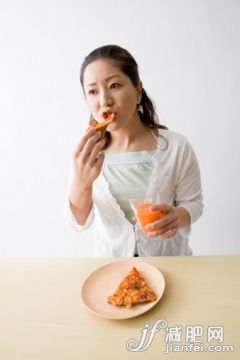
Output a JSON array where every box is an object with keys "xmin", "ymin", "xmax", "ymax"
[
  {"xmin": 102, "ymin": 112, "xmax": 116, "ymax": 122},
  {"xmin": 87, "ymin": 112, "xmax": 115, "ymax": 137}
]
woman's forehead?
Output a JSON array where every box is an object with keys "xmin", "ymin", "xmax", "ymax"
[{"xmin": 83, "ymin": 59, "xmax": 125, "ymax": 86}]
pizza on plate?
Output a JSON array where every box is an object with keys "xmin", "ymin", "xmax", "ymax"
[{"xmin": 107, "ymin": 267, "xmax": 157, "ymax": 308}]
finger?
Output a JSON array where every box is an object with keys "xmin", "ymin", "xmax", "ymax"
[
  {"xmin": 88, "ymin": 139, "xmax": 106, "ymax": 166},
  {"xmin": 159, "ymin": 228, "xmax": 178, "ymax": 239},
  {"xmin": 150, "ymin": 203, "xmax": 171, "ymax": 212},
  {"xmin": 73, "ymin": 128, "xmax": 97, "ymax": 157},
  {"xmin": 159, "ymin": 208, "xmax": 178, "ymax": 227},
  {"xmin": 147, "ymin": 227, "xmax": 177, "ymax": 239},
  {"xmin": 79, "ymin": 131, "xmax": 103, "ymax": 162},
  {"xmin": 146, "ymin": 219, "xmax": 178, "ymax": 238},
  {"xmin": 95, "ymin": 150, "xmax": 105, "ymax": 169},
  {"xmin": 145, "ymin": 213, "xmax": 177, "ymax": 231},
  {"xmin": 157, "ymin": 219, "xmax": 178, "ymax": 235}
]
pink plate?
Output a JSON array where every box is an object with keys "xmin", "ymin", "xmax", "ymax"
[{"xmin": 81, "ymin": 260, "xmax": 165, "ymax": 320}]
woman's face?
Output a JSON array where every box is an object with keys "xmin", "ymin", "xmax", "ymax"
[{"xmin": 83, "ymin": 59, "xmax": 142, "ymax": 130}]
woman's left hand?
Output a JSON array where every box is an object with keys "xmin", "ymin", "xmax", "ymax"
[{"xmin": 145, "ymin": 204, "xmax": 179, "ymax": 239}]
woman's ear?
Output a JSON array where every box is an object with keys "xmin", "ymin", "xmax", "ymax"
[{"xmin": 137, "ymin": 81, "xmax": 143, "ymax": 104}]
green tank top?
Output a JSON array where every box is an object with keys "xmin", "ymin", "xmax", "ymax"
[{"xmin": 102, "ymin": 149, "xmax": 157, "ymax": 224}]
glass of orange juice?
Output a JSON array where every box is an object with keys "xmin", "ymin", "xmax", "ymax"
[{"xmin": 129, "ymin": 196, "xmax": 164, "ymax": 233}]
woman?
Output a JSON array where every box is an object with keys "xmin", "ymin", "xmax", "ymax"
[{"xmin": 65, "ymin": 44, "xmax": 203, "ymax": 257}]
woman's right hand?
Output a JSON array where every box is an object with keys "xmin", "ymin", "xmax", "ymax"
[
  {"xmin": 71, "ymin": 128, "xmax": 105, "ymax": 190},
  {"xmin": 68, "ymin": 128, "xmax": 106, "ymax": 224}
]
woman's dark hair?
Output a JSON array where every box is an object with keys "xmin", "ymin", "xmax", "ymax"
[{"xmin": 80, "ymin": 44, "xmax": 168, "ymax": 147}]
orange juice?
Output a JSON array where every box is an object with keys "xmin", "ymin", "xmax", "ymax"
[{"xmin": 136, "ymin": 203, "xmax": 163, "ymax": 233}]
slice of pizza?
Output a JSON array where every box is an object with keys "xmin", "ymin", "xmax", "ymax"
[
  {"xmin": 88, "ymin": 112, "xmax": 115, "ymax": 137},
  {"xmin": 107, "ymin": 267, "xmax": 157, "ymax": 308}
]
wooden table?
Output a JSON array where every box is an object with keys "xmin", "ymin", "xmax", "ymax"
[{"xmin": 0, "ymin": 256, "xmax": 239, "ymax": 359}]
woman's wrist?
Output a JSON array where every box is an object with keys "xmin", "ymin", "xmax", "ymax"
[
  {"xmin": 174, "ymin": 206, "xmax": 191, "ymax": 228},
  {"xmin": 69, "ymin": 185, "xmax": 93, "ymax": 225},
  {"xmin": 69, "ymin": 184, "xmax": 92, "ymax": 210}
]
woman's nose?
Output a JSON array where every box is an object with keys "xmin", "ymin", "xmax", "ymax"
[{"xmin": 99, "ymin": 90, "xmax": 113, "ymax": 107}]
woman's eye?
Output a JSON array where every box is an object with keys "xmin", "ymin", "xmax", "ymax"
[
  {"xmin": 88, "ymin": 89, "xmax": 96, "ymax": 95},
  {"xmin": 110, "ymin": 83, "xmax": 121, "ymax": 89}
]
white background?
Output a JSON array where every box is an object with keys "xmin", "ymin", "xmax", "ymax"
[{"xmin": 0, "ymin": 0, "xmax": 239, "ymax": 257}]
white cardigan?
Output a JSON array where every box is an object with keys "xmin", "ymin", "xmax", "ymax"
[{"xmin": 65, "ymin": 130, "xmax": 203, "ymax": 257}]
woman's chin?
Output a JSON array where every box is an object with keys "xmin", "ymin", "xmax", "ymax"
[{"xmin": 107, "ymin": 122, "xmax": 118, "ymax": 132}]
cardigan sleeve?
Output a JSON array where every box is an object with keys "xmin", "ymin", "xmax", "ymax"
[
  {"xmin": 64, "ymin": 197, "xmax": 95, "ymax": 232},
  {"xmin": 174, "ymin": 139, "xmax": 204, "ymax": 224}
]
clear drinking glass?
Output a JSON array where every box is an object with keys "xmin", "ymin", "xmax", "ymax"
[{"xmin": 129, "ymin": 195, "xmax": 164, "ymax": 233}]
